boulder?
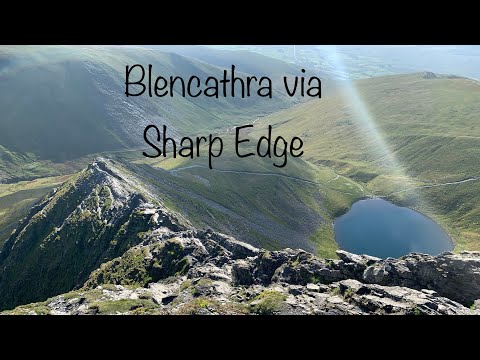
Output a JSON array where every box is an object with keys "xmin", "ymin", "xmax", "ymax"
[
  {"xmin": 362, "ymin": 251, "xmax": 480, "ymax": 306},
  {"xmin": 231, "ymin": 260, "xmax": 254, "ymax": 286}
]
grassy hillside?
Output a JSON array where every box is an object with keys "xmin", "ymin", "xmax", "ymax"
[
  {"xmin": 250, "ymin": 73, "xmax": 480, "ymax": 250},
  {"xmin": 0, "ymin": 45, "xmax": 302, "ymax": 181},
  {"xmin": 0, "ymin": 175, "xmax": 70, "ymax": 246}
]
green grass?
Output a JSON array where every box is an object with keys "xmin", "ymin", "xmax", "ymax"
[
  {"xmin": 2, "ymin": 302, "xmax": 52, "ymax": 315},
  {"xmin": 398, "ymin": 183, "xmax": 480, "ymax": 251},
  {"xmin": 4, "ymin": 73, "xmax": 478, "ymax": 257},
  {"xmin": 2, "ymin": 289, "xmax": 161, "ymax": 315},
  {"xmin": 84, "ymin": 239, "xmax": 190, "ymax": 290},
  {"xmin": 0, "ymin": 174, "xmax": 70, "ymax": 198},
  {"xmin": 309, "ymin": 223, "xmax": 338, "ymax": 259},
  {"xmin": 94, "ymin": 298, "xmax": 158, "ymax": 315},
  {"xmin": 0, "ymin": 45, "xmax": 322, "ymax": 254},
  {"xmin": 250, "ymin": 290, "xmax": 287, "ymax": 315},
  {"xmin": 176, "ymin": 297, "xmax": 249, "ymax": 315}
]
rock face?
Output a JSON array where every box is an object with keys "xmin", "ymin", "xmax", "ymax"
[
  {"xmin": 3, "ymin": 228, "xmax": 479, "ymax": 315},
  {"xmin": 1, "ymin": 158, "xmax": 480, "ymax": 315},
  {"xmin": 422, "ymin": 71, "xmax": 438, "ymax": 79},
  {"xmin": 361, "ymin": 252, "xmax": 480, "ymax": 306}
]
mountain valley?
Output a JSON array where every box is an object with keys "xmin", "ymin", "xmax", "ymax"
[{"xmin": 1, "ymin": 45, "xmax": 480, "ymax": 315}]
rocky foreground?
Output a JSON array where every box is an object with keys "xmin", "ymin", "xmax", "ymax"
[{"xmin": 4, "ymin": 227, "xmax": 480, "ymax": 315}]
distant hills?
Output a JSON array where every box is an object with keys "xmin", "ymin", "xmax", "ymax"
[
  {"xmin": 203, "ymin": 45, "xmax": 480, "ymax": 80},
  {"xmin": 145, "ymin": 45, "xmax": 328, "ymax": 78},
  {"xmin": 0, "ymin": 46, "xmax": 303, "ymax": 177}
]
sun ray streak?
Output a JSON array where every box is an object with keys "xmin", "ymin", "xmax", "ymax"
[{"xmin": 324, "ymin": 46, "xmax": 418, "ymax": 196}]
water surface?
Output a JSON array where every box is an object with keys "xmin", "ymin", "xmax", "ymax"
[{"xmin": 334, "ymin": 198, "xmax": 453, "ymax": 258}]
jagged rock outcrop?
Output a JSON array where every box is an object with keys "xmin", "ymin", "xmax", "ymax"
[
  {"xmin": 3, "ymin": 228, "xmax": 479, "ymax": 315},
  {"xmin": 360, "ymin": 252, "xmax": 480, "ymax": 305},
  {"xmin": 422, "ymin": 71, "xmax": 438, "ymax": 79}
]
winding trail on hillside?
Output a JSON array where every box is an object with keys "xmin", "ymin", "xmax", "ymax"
[
  {"xmin": 222, "ymin": 117, "xmax": 262, "ymax": 135},
  {"xmin": 170, "ymin": 164, "xmax": 360, "ymax": 195},
  {"xmin": 387, "ymin": 177, "xmax": 480, "ymax": 196},
  {"xmin": 326, "ymin": 174, "xmax": 340, "ymax": 183},
  {"xmin": 171, "ymin": 164, "xmax": 478, "ymax": 198}
]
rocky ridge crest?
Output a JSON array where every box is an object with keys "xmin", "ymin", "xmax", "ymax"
[{"xmin": 5, "ymin": 228, "xmax": 480, "ymax": 315}]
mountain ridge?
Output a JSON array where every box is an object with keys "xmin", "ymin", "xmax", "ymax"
[
  {"xmin": 1, "ymin": 158, "xmax": 480, "ymax": 314},
  {"xmin": 0, "ymin": 158, "xmax": 187, "ymax": 310}
]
